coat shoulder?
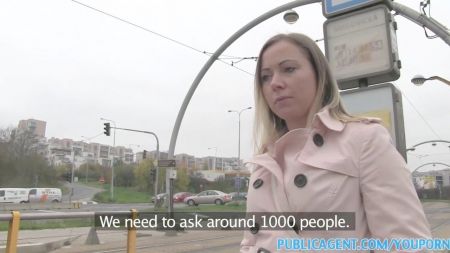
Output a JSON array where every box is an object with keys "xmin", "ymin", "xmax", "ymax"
[
  {"xmin": 340, "ymin": 119, "xmax": 393, "ymax": 155},
  {"xmin": 345, "ymin": 118, "xmax": 389, "ymax": 138}
]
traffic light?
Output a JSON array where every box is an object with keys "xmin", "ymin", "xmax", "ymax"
[
  {"xmin": 103, "ymin": 123, "xmax": 110, "ymax": 136},
  {"xmin": 143, "ymin": 150, "xmax": 147, "ymax": 159},
  {"xmin": 65, "ymin": 172, "xmax": 71, "ymax": 182},
  {"xmin": 150, "ymin": 168, "xmax": 156, "ymax": 182}
]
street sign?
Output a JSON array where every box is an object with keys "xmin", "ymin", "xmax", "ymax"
[
  {"xmin": 158, "ymin": 159, "xmax": 176, "ymax": 168},
  {"xmin": 169, "ymin": 169, "xmax": 177, "ymax": 179},
  {"xmin": 322, "ymin": 0, "xmax": 392, "ymax": 18},
  {"xmin": 234, "ymin": 177, "xmax": 241, "ymax": 189},
  {"xmin": 324, "ymin": 5, "xmax": 400, "ymax": 90}
]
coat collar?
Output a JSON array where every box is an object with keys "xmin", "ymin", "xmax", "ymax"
[
  {"xmin": 312, "ymin": 106, "xmax": 345, "ymax": 132},
  {"xmin": 245, "ymin": 107, "xmax": 346, "ymax": 177}
]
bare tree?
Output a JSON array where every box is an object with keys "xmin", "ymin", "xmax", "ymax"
[{"xmin": 0, "ymin": 126, "xmax": 15, "ymax": 143}]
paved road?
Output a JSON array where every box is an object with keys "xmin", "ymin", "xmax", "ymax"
[{"xmin": 62, "ymin": 183, "xmax": 104, "ymax": 202}]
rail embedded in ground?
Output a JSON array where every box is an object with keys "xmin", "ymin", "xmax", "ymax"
[{"xmin": 0, "ymin": 209, "xmax": 138, "ymax": 253}]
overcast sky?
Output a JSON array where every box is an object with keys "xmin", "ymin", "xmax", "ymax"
[{"xmin": 0, "ymin": 0, "xmax": 449, "ymax": 172}]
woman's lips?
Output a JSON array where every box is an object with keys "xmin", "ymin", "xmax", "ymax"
[{"xmin": 274, "ymin": 96, "xmax": 292, "ymax": 104}]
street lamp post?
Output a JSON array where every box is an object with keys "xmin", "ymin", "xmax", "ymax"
[
  {"xmin": 100, "ymin": 117, "xmax": 116, "ymax": 200},
  {"xmin": 71, "ymin": 148, "xmax": 75, "ymax": 184},
  {"xmin": 128, "ymin": 144, "xmax": 141, "ymax": 164},
  {"xmin": 81, "ymin": 135, "xmax": 94, "ymax": 184},
  {"xmin": 228, "ymin": 107, "xmax": 252, "ymax": 196},
  {"xmin": 411, "ymin": 75, "xmax": 450, "ymax": 86},
  {"xmin": 208, "ymin": 147, "xmax": 217, "ymax": 170},
  {"xmin": 70, "ymin": 146, "xmax": 76, "ymax": 203}
]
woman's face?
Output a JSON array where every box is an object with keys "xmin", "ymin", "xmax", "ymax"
[{"xmin": 260, "ymin": 40, "xmax": 318, "ymax": 130}]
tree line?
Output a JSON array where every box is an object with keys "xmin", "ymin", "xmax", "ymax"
[
  {"xmin": 0, "ymin": 127, "xmax": 242, "ymax": 194},
  {"xmin": 0, "ymin": 127, "xmax": 59, "ymax": 187}
]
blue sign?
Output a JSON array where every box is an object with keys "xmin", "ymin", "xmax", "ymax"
[
  {"xmin": 234, "ymin": 177, "xmax": 241, "ymax": 189},
  {"xmin": 322, "ymin": 0, "xmax": 384, "ymax": 18}
]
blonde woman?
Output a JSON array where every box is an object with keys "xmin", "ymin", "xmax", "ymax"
[{"xmin": 241, "ymin": 33, "xmax": 431, "ymax": 253}]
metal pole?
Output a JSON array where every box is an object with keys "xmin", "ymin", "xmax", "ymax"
[
  {"xmin": 413, "ymin": 162, "xmax": 450, "ymax": 173},
  {"xmin": 71, "ymin": 148, "xmax": 75, "ymax": 203},
  {"xmin": 237, "ymin": 112, "xmax": 241, "ymax": 197},
  {"xmin": 111, "ymin": 121, "xmax": 116, "ymax": 200},
  {"xmin": 6, "ymin": 211, "xmax": 20, "ymax": 253},
  {"xmin": 100, "ymin": 117, "xmax": 116, "ymax": 200},
  {"xmin": 208, "ymin": 147, "xmax": 217, "ymax": 170},
  {"xmin": 228, "ymin": 107, "xmax": 252, "ymax": 195},
  {"xmin": 154, "ymin": 139, "xmax": 160, "ymax": 199},
  {"xmin": 108, "ymin": 127, "xmax": 160, "ymax": 203},
  {"xmin": 238, "ymin": 111, "xmax": 242, "ymax": 168},
  {"xmin": 127, "ymin": 209, "xmax": 138, "ymax": 253},
  {"xmin": 214, "ymin": 148, "xmax": 217, "ymax": 170},
  {"xmin": 71, "ymin": 149, "xmax": 75, "ymax": 184},
  {"xmin": 429, "ymin": 76, "xmax": 450, "ymax": 86},
  {"xmin": 407, "ymin": 140, "xmax": 450, "ymax": 151}
]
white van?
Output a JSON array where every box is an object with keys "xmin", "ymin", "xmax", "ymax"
[
  {"xmin": 28, "ymin": 188, "xmax": 62, "ymax": 203},
  {"xmin": 0, "ymin": 188, "xmax": 30, "ymax": 203}
]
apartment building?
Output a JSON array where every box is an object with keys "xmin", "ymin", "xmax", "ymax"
[{"xmin": 18, "ymin": 119, "xmax": 47, "ymax": 137}]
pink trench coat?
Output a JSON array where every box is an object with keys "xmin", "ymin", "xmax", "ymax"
[{"xmin": 240, "ymin": 108, "xmax": 431, "ymax": 253}]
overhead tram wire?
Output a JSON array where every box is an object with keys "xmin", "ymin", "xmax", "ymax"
[
  {"xmin": 71, "ymin": 0, "xmax": 254, "ymax": 76},
  {"xmin": 393, "ymin": 84, "xmax": 442, "ymax": 140}
]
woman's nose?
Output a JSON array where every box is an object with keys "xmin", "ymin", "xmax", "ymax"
[{"xmin": 269, "ymin": 73, "xmax": 285, "ymax": 90}]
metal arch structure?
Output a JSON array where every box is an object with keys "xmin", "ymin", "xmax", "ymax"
[
  {"xmin": 167, "ymin": 0, "xmax": 450, "ymax": 159},
  {"xmin": 413, "ymin": 162, "xmax": 450, "ymax": 173},
  {"xmin": 407, "ymin": 140, "xmax": 450, "ymax": 151},
  {"xmin": 168, "ymin": 0, "xmax": 318, "ymax": 159},
  {"xmin": 392, "ymin": 2, "xmax": 450, "ymax": 45},
  {"xmin": 164, "ymin": 0, "xmax": 450, "ymax": 211}
]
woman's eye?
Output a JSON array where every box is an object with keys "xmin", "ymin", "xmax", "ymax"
[
  {"xmin": 285, "ymin": 67, "xmax": 296, "ymax": 73},
  {"xmin": 261, "ymin": 74, "xmax": 271, "ymax": 83}
]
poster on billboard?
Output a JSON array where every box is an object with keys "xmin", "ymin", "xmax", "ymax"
[{"xmin": 414, "ymin": 176, "xmax": 437, "ymax": 190}]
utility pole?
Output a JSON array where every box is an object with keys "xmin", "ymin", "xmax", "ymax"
[
  {"xmin": 228, "ymin": 107, "xmax": 252, "ymax": 197},
  {"xmin": 104, "ymin": 126, "xmax": 160, "ymax": 202}
]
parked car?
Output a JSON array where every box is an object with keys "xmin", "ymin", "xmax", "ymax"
[
  {"xmin": 184, "ymin": 190, "xmax": 232, "ymax": 206},
  {"xmin": 173, "ymin": 192, "xmax": 194, "ymax": 203},
  {"xmin": 229, "ymin": 192, "xmax": 247, "ymax": 201},
  {"xmin": 151, "ymin": 192, "xmax": 194, "ymax": 203}
]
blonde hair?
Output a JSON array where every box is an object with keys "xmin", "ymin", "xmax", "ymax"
[{"xmin": 253, "ymin": 33, "xmax": 356, "ymax": 154}]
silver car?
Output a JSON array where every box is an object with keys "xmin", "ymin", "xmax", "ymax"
[{"xmin": 184, "ymin": 190, "xmax": 232, "ymax": 206}]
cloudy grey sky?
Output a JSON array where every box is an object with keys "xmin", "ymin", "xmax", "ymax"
[{"xmin": 0, "ymin": 0, "xmax": 449, "ymax": 172}]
